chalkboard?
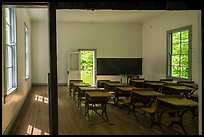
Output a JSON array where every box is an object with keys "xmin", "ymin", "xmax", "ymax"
[{"xmin": 97, "ymin": 58, "xmax": 142, "ymax": 75}]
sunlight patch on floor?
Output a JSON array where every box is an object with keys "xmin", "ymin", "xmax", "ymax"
[
  {"xmin": 26, "ymin": 124, "xmax": 49, "ymax": 135},
  {"xmin": 35, "ymin": 95, "xmax": 49, "ymax": 104}
]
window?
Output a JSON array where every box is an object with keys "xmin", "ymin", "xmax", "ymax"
[
  {"xmin": 4, "ymin": 8, "xmax": 17, "ymax": 95},
  {"xmin": 25, "ymin": 24, "xmax": 29, "ymax": 79},
  {"xmin": 167, "ymin": 26, "xmax": 192, "ymax": 80}
]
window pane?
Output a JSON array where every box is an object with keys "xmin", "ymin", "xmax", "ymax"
[
  {"xmin": 5, "ymin": 8, "xmax": 10, "ymax": 24},
  {"xmin": 181, "ymin": 42, "xmax": 188, "ymax": 54},
  {"xmin": 5, "ymin": 8, "xmax": 17, "ymax": 93},
  {"xmin": 7, "ymin": 68, "xmax": 12, "ymax": 91},
  {"xmin": 172, "ymin": 55, "xmax": 180, "ymax": 66},
  {"xmin": 6, "ymin": 24, "xmax": 11, "ymax": 44},
  {"xmin": 11, "ymin": 27, "xmax": 15, "ymax": 43},
  {"xmin": 172, "ymin": 32, "xmax": 180, "ymax": 44},
  {"xmin": 172, "ymin": 43, "xmax": 180, "ymax": 54},
  {"xmin": 26, "ymin": 32, "xmax": 29, "ymax": 54},
  {"xmin": 26, "ymin": 34, "xmax": 28, "ymax": 53},
  {"xmin": 25, "ymin": 26, "xmax": 29, "ymax": 78},
  {"xmin": 181, "ymin": 67, "xmax": 188, "ymax": 78},
  {"xmin": 7, "ymin": 46, "xmax": 13, "ymax": 67},
  {"xmin": 167, "ymin": 26, "xmax": 191, "ymax": 79},
  {"xmin": 181, "ymin": 55, "xmax": 188, "ymax": 67},
  {"xmin": 26, "ymin": 53, "xmax": 29, "ymax": 77},
  {"xmin": 181, "ymin": 30, "xmax": 188, "ymax": 42},
  {"xmin": 172, "ymin": 65, "xmax": 180, "ymax": 77}
]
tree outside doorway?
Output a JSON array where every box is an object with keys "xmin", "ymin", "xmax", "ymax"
[{"xmin": 80, "ymin": 51, "xmax": 94, "ymax": 84}]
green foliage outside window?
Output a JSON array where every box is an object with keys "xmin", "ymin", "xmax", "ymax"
[{"xmin": 171, "ymin": 29, "xmax": 189, "ymax": 79}]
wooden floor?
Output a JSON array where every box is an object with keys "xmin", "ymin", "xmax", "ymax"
[{"xmin": 10, "ymin": 86, "xmax": 199, "ymax": 135}]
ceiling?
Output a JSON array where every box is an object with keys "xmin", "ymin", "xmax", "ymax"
[{"xmin": 27, "ymin": 9, "xmax": 169, "ymax": 23}]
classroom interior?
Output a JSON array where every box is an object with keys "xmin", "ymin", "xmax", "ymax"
[{"xmin": 2, "ymin": 2, "xmax": 202, "ymax": 135}]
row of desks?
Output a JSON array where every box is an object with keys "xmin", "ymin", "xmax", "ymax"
[
  {"xmin": 103, "ymin": 81, "xmax": 198, "ymax": 135},
  {"xmin": 144, "ymin": 81, "xmax": 195, "ymax": 98},
  {"xmin": 70, "ymin": 80, "xmax": 197, "ymax": 111},
  {"xmin": 68, "ymin": 80, "xmax": 198, "ymax": 134},
  {"xmin": 105, "ymin": 81, "xmax": 194, "ymax": 98},
  {"xmin": 70, "ymin": 80, "xmax": 195, "ymax": 102}
]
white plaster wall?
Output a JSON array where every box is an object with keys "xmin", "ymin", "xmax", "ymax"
[
  {"xmin": 31, "ymin": 22, "xmax": 142, "ymax": 84},
  {"xmin": 31, "ymin": 21, "xmax": 49, "ymax": 84},
  {"xmin": 57, "ymin": 22, "xmax": 142, "ymax": 83},
  {"xmin": 2, "ymin": 8, "xmax": 32, "ymax": 134}
]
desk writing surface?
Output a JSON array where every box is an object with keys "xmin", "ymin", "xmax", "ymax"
[
  {"xmin": 79, "ymin": 87, "xmax": 103, "ymax": 91},
  {"xmin": 133, "ymin": 91, "xmax": 164, "ymax": 96},
  {"xmin": 180, "ymin": 83, "xmax": 195, "ymax": 88},
  {"xmin": 71, "ymin": 81, "xmax": 84, "ymax": 86},
  {"xmin": 86, "ymin": 91, "xmax": 113, "ymax": 97},
  {"xmin": 70, "ymin": 81, "xmax": 83, "ymax": 84},
  {"xmin": 116, "ymin": 86, "xmax": 135, "ymax": 91},
  {"xmin": 158, "ymin": 97, "xmax": 198, "ymax": 107},
  {"xmin": 162, "ymin": 81, "xmax": 177, "ymax": 84},
  {"xmin": 145, "ymin": 82, "xmax": 163, "ymax": 86},
  {"xmin": 73, "ymin": 83, "xmax": 91, "ymax": 87},
  {"xmin": 166, "ymin": 85, "xmax": 193, "ymax": 91},
  {"xmin": 131, "ymin": 80, "xmax": 144, "ymax": 82},
  {"xmin": 106, "ymin": 83, "xmax": 128, "ymax": 86}
]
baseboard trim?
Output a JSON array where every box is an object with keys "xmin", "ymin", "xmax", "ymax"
[
  {"xmin": 58, "ymin": 83, "xmax": 67, "ymax": 86},
  {"xmin": 32, "ymin": 83, "xmax": 67, "ymax": 86},
  {"xmin": 32, "ymin": 83, "xmax": 48, "ymax": 86}
]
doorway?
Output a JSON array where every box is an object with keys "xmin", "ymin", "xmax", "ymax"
[{"xmin": 79, "ymin": 49, "xmax": 96, "ymax": 85}]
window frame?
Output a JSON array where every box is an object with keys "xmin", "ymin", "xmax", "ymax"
[
  {"xmin": 166, "ymin": 25, "xmax": 192, "ymax": 80},
  {"xmin": 4, "ymin": 8, "xmax": 18, "ymax": 96},
  {"xmin": 24, "ymin": 23, "xmax": 29, "ymax": 80}
]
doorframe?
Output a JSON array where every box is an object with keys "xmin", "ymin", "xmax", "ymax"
[{"xmin": 78, "ymin": 49, "xmax": 97, "ymax": 85}]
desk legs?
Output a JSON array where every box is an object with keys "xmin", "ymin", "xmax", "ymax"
[
  {"xmin": 168, "ymin": 109, "xmax": 189, "ymax": 135},
  {"xmin": 128, "ymin": 103, "xmax": 137, "ymax": 119},
  {"xmin": 85, "ymin": 103, "xmax": 109, "ymax": 122},
  {"xmin": 73, "ymin": 87, "xmax": 79, "ymax": 101},
  {"xmin": 77, "ymin": 92, "xmax": 82, "ymax": 108},
  {"xmin": 154, "ymin": 109, "xmax": 193, "ymax": 135},
  {"xmin": 191, "ymin": 107, "xmax": 198, "ymax": 119},
  {"xmin": 69, "ymin": 85, "xmax": 72, "ymax": 96}
]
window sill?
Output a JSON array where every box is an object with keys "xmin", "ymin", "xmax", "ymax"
[
  {"xmin": 172, "ymin": 77, "xmax": 191, "ymax": 81},
  {"xmin": 8, "ymin": 87, "xmax": 17, "ymax": 94},
  {"xmin": 4, "ymin": 87, "xmax": 17, "ymax": 104}
]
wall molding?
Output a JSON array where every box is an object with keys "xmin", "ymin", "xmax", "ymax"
[{"xmin": 32, "ymin": 83, "xmax": 67, "ymax": 86}]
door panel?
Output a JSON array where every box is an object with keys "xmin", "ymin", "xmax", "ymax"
[{"xmin": 67, "ymin": 51, "xmax": 80, "ymax": 85}]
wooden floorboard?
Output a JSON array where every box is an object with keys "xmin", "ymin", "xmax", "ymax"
[{"xmin": 10, "ymin": 86, "xmax": 198, "ymax": 135}]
